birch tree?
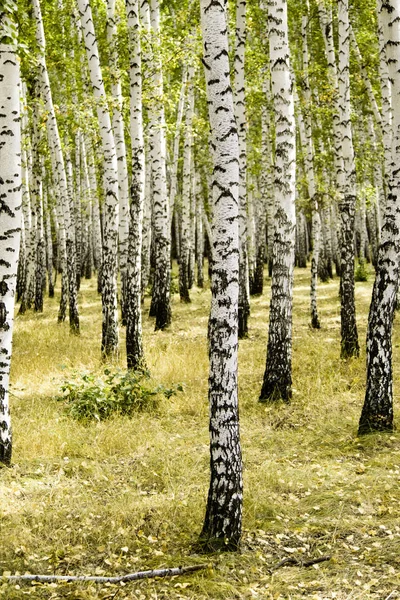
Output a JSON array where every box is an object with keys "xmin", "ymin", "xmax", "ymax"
[
  {"xmin": 147, "ymin": 0, "xmax": 171, "ymax": 330},
  {"xmin": 359, "ymin": 0, "xmax": 400, "ymax": 434},
  {"xmin": 77, "ymin": 0, "xmax": 120, "ymax": 356},
  {"xmin": 32, "ymin": 0, "xmax": 79, "ymax": 333},
  {"xmin": 199, "ymin": 0, "xmax": 243, "ymax": 550},
  {"xmin": 234, "ymin": 0, "xmax": 250, "ymax": 338},
  {"xmin": 0, "ymin": 29, "xmax": 22, "ymax": 464},
  {"xmin": 125, "ymin": 0, "xmax": 145, "ymax": 370},
  {"xmin": 337, "ymin": 0, "xmax": 359, "ymax": 358},
  {"xmin": 106, "ymin": 0, "xmax": 130, "ymax": 324},
  {"xmin": 259, "ymin": 0, "xmax": 296, "ymax": 402}
]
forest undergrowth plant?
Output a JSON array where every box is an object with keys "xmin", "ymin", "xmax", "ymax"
[
  {"xmin": 58, "ymin": 368, "xmax": 183, "ymax": 422},
  {"xmin": 354, "ymin": 260, "xmax": 369, "ymax": 282}
]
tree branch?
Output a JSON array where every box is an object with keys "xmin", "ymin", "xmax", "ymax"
[
  {"xmin": 3, "ymin": 564, "xmax": 208, "ymax": 584},
  {"xmin": 270, "ymin": 555, "xmax": 331, "ymax": 572}
]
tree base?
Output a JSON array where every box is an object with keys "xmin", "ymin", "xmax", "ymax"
[
  {"xmin": 0, "ymin": 440, "xmax": 12, "ymax": 466},
  {"xmin": 358, "ymin": 415, "xmax": 394, "ymax": 436},
  {"xmin": 259, "ymin": 382, "xmax": 291, "ymax": 403},
  {"xmin": 340, "ymin": 340, "xmax": 359, "ymax": 359},
  {"xmin": 311, "ymin": 314, "xmax": 321, "ymax": 329},
  {"xmin": 194, "ymin": 535, "xmax": 240, "ymax": 554}
]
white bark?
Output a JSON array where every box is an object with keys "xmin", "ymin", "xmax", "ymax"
[
  {"xmin": 337, "ymin": 0, "xmax": 359, "ymax": 357},
  {"xmin": 126, "ymin": 0, "xmax": 145, "ymax": 370},
  {"xmin": 147, "ymin": 0, "xmax": 171, "ymax": 330},
  {"xmin": 106, "ymin": 0, "xmax": 130, "ymax": 320},
  {"xmin": 260, "ymin": 0, "xmax": 296, "ymax": 402},
  {"xmin": 32, "ymin": 0, "xmax": 79, "ymax": 332},
  {"xmin": 199, "ymin": 0, "xmax": 242, "ymax": 550},
  {"xmin": 234, "ymin": 0, "xmax": 250, "ymax": 338},
  {"xmin": 77, "ymin": 0, "xmax": 119, "ymax": 355},
  {"xmin": 0, "ymin": 44, "xmax": 21, "ymax": 464},
  {"xmin": 359, "ymin": 0, "xmax": 400, "ymax": 434},
  {"xmin": 179, "ymin": 65, "xmax": 195, "ymax": 303}
]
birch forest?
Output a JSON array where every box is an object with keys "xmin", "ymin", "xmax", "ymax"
[{"xmin": 1, "ymin": 0, "xmax": 400, "ymax": 597}]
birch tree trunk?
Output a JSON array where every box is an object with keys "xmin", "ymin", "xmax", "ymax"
[
  {"xmin": 0, "ymin": 43, "xmax": 21, "ymax": 465},
  {"xmin": 259, "ymin": 0, "xmax": 296, "ymax": 402},
  {"xmin": 125, "ymin": 0, "xmax": 145, "ymax": 370},
  {"xmin": 77, "ymin": 0, "xmax": 119, "ymax": 356},
  {"xmin": 179, "ymin": 66, "xmax": 195, "ymax": 303},
  {"xmin": 147, "ymin": 0, "xmax": 171, "ymax": 330},
  {"xmin": 32, "ymin": 0, "xmax": 79, "ymax": 333},
  {"xmin": 195, "ymin": 175, "xmax": 204, "ymax": 288},
  {"xmin": 18, "ymin": 149, "xmax": 35, "ymax": 314},
  {"xmin": 106, "ymin": 0, "xmax": 130, "ymax": 325},
  {"xmin": 300, "ymin": 5, "xmax": 321, "ymax": 329},
  {"xmin": 234, "ymin": 0, "xmax": 250, "ymax": 338},
  {"xmin": 337, "ymin": 0, "xmax": 359, "ymax": 358},
  {"xmin": 43, "ymin": 188, "xmax": 54, "ymax": 297},
  {"xmin": 199, "ymin": 0, "xmax": 242, "ymax": 551},
  {"xmin": 358, "ymin": 0, "xmax": 400, "ymax": 434}
]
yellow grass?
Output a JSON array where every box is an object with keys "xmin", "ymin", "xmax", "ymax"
[{"xmin": 1, "ymin": 265, "xmax": 400, "ymax": 599}]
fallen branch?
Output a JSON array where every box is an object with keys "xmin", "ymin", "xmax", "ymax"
[
  {"xmin": 3, "ymin": 564, "xmax": 208, "ymax": 584},
  {"xmin": 270, "ymin": 555, "xmax": 331, "ymax": 572}
]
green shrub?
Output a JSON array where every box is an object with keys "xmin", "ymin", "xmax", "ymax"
[
  {"xmin": 58, "ymin": 368, "xmax": 183, "ymax": 422},
  {"xmin": 355, "ymin": 260, "xmax": 369, "ymax": 282}
]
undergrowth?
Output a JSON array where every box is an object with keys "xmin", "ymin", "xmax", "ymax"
[
  {"xmin": 2, "ymin": 262, "xmax": 400, "ymax": 599},
  {"xmin": 58, "ymin": 368, "xmax": 183, "ymax": 422}
]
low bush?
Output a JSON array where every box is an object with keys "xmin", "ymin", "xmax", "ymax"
[{"xmin": 58, "ymin": 368, "xmax": 183, "ymax": 422}]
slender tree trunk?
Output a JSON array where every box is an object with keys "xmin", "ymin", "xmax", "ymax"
[
  {"xmin": 125, "ymin": 0, "xmax": 145, "ymax": 371},
  {"xmin": 141, "ymin": 143, "xmax": 152, "ymax": 298},
  {"xmin": 234, "ymin": 0, "xmax": 250, "ymax": 338},
  {"xmin": 358, "ymin": 0, "xmax": 400, "ymax": 434},
  {"xmin": 77, "ymin": 0, "xmax": 119, "ymax": 355},
  {"xmin": 337, "ymin": 0, "xmax": 359, "ymax": 358},
  {"xmin": 146, "ymin": 0, "xmax": 171, "ymax": 330},
  {"xmin": 43, "ymin": 188, "xmax": 54, "ymax": 297},
  {"xmin": 0, "ymin": 43, "xmax": 21, "ymax": 465},
  {"xmin": 32, "ymin": 0, "xmax": 79, "ymax": 333},
  {"xmin": 199, "ymin": 0, "xmax": 242, "ymax": 551},
  {"xmin": 259, "ymin": 0, "xmax": 296, "ymax": 402},
  {"xmin": 195, "ymin": 175, "xmax": 204, "ymax": 288},
  {"xmin": 300, "ymin": 6, "xmax": 321, "ymax": 328},
  {"xmin": 106, "ymin": 0, "xmax": 130, "ymax": 326},
  {"xmin": 19, "ymin": 149, "xmax": 35, "ymax": 314},
  {"xmin": 179, "ymin": 66, "xmax": 195, "ymax": 303}
]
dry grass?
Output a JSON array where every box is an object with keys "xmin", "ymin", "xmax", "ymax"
[{"xmin": 1, "ymin": 265, "xmax": 400, "ymax": 599}]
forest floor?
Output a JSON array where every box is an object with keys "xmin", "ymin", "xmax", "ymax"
[{"xmin": 1, "ymin": 264, "xmax": 400, "ymax": 599}]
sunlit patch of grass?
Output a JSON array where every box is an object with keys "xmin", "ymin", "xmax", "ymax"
[{"xmin": 1, "ymin": 263, "xmax": 400, "ymax": 599}]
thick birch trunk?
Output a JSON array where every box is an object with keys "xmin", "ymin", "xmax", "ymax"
[
  {"xmin": 199, "ymin": 0, "xmax": 242, "ymax": 551},
  {"xmin": 358, "ymin": 0, "xmax": 400, "ymax": 434},
  {"xmin": 260, "ymin": 0, "xmax": 296, "ymax": 402},
  {"xmin": 0, "ymin": 44, "xmax": 21, "ymax": 465}
]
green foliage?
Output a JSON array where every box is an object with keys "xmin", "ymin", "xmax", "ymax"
[
  {"xmin": 355, "ymin": 260, "xmax": 369, "ymax": 282},
  {"xmin": 58, "ymin": 368, "xmax": 183, "ymax": 422}
]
